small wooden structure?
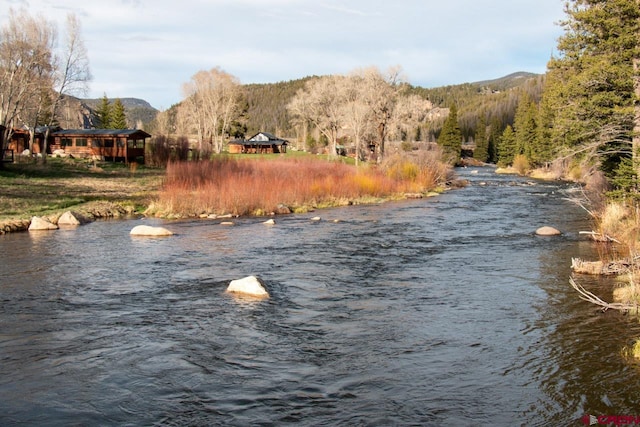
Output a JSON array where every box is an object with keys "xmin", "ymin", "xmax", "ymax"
[
  {"xmin": 50, "ymin": 129, "xmax": 150, "ymax": 163},
  {"xmin": 228, "ymin": 132, "xmax": 288, "ymax": 154},
  {"xmin": 6, "ymin": 127, "xmax": 52, "ymax": 156}
]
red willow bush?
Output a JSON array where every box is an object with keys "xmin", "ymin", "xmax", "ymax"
[{"xmin": 148, "ymin": 153, "xmax": 449, "ymax": 217}]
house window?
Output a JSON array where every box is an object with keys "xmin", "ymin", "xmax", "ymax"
[
  {"xmin": 104, "ymin": 139, "xmax": 114, "ymax": 148},
  {"xmin": 61, "ymin": 138, "xmax": 72, "ymax": 147},
  {"xmin": 91, "ymin": 139, "xmax": 102, "ymax": 148},
  {"xmin": 128, "ymin": 139, "xmax": 145, "ymax": 149},
  {"xmin": 75, "ymin": 138, "xmax": 88, "ymax": 147}
]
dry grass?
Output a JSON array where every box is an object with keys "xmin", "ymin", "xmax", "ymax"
[
  {"xmin": 148, "ymin": 152, "xmax": 449, "ymax": 217},
  {"xmin": 0, "ymin": 157, "xmax": 164, "ymax": 222},
  {"xmin": 593, "ymin": 201, "xmax": 640, "ymax": 306}
]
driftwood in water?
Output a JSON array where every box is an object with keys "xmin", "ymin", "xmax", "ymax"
[
  {"xmin": 569, "ymin": 276, "xmax": 639, "ymax": 313},
  {"xmin": 579, "ymin": 230, "xmax": 621, "ymax": 243},
  {"xmin": 571, "ymin": 257, "xmax": 631, "ymax": 275}
]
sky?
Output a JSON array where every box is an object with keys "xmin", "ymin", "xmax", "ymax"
[{"xmin": 2, "ymin": 0, "xmax": 567, "ymax": 110}]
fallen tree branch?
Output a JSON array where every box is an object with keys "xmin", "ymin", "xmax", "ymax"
[
  {"xmin": 578, "ymin": 230, "xmax": 621, "ymax": 244},
  {"xmin": 569, "ymin": 276, "xmax": 640, "ymax": 313}
]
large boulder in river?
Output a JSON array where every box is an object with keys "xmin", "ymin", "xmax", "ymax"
[
  {"xmin": 129, "ymin": 224, "xmax": 174, "ymax": 237},
  {"xmin": 28, "ymin": 216, "xmax": 58, "ymax": 231},
  {"xmin": 226, "ymin": 275, "xmax": 269, "ymax": 298},
  {"xmin": 536, "ymin": 226, "xmax": 562, "ymax": 236}
]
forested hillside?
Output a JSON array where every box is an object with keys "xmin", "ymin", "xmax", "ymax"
[{"xmin": 236, "ymin": 72, "xmax": 542, "ymax": 140}]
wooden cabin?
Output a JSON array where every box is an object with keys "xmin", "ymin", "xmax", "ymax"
[
  {"xmin": 50, "ymin": 129, "xmax": 150, "ymax": 163},
  {"xmin": 228, "ymin": 132, "xmax": 288, "ymax": 154},
  {"xmin": 6, "ymin": 127, "xmax": 53, "ymax": 156}
]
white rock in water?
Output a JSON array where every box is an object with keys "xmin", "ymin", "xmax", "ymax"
[
  {"xmin": 226, "ymin": 275, "xmax": 269, "ymax": 298},
  {"xmin": 28, "ymin": 216, "xmax": 58, "ymax": 231},
  {"xmin": 129, "ymin": 224, "xmax": 174, "ymax": 236},
  {"xmin": 536, "ymin": 226, "xmax": 561, "ymax": 236},
  {"xmin": 310, "ymin": 216, "xmax": 321, "ymax": 221},
  {"xmin": 263, "ymin": 218, "xmax": 275, "ymax": 225}
]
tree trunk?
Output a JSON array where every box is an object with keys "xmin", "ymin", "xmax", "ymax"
[{"xmin": 634, "ymin": 57, "xmax": 640, "ymax": 176}]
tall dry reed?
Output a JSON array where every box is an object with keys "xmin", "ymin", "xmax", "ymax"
[{"xmin": 148, "ymin": 154, "xmax": 448, "ymax": 217}]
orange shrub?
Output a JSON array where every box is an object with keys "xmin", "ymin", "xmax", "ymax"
[{"xmin": 148, "ymin": 154, "xmax": 449, "ymax": 217}]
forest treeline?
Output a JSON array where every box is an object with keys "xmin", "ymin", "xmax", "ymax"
[{"xmin": 153, "ymin": 71, "xmax": 542, "ymax": 151}]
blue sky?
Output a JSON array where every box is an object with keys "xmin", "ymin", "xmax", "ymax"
[{"xmin": 2, "ymin": 0, "xmax": 566, "ymax": 109}]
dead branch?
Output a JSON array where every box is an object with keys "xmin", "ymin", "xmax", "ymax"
[
  {"xmin": 578, "ymin": 230, "xmax": 621, "ymax": 243},
  {"xmin": 569, "ymin": 276, "xmax": 639, "ymax": 313}
]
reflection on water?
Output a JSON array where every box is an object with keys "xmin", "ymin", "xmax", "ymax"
[{"xmin": 1, "ymin": 167, "xmax": 640, "ymax": 426}]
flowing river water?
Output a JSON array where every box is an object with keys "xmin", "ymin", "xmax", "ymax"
[{"xmin": 1, "ymin": 166, "xmax": 640, "ymax": 426}]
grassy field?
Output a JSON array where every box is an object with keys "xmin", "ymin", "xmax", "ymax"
[{"xmin": 0, "ymin": 157, "xmax": 164, "ymax": 223}]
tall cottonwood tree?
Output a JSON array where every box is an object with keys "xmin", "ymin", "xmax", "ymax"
[
  {"xmin": 0, "ymin": 9, "xmax": 54, "ymax": 161},
  {"xmin": 542, "ymin": 0, "xmax": 640, "ymax": 179},
  {"xmin": 40, "ymin": 13, "xmax": 91, "ymax": 162},
  {"xmin": 341, "ymin": 72, "xmax": 372, "ymax": 165},
  {"xmin": 288, "ymin": 75, "xmax": 346, "ymax": 157},
  {"xmin": 180, "ymin": 67, "xmax": 241, "ymax": 155},
  {"xmin": 362, "ymin": 66, "xmax": 404, "ymax": 163}
]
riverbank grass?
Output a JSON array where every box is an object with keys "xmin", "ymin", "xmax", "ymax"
[{"xmin": 0, "ymin": 157, "xmax": 164, "ymax": 223}]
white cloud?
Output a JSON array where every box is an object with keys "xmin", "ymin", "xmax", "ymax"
[{"xmin": 0, "ymin": 0, "xmax": 566, "ymax": 108}]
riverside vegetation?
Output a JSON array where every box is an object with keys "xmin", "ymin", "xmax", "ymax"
[{"xmin": 0, "ymin": 148, "xmax": 452, "ymax": 233}]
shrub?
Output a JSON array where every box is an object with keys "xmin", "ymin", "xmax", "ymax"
[
  {"xmin": 149, "ymin": 153, "xmax": 449, "ymax": 217},
  {"xmin": 512, "ymin": 154, "xmax": 530, "ymax": 175}
]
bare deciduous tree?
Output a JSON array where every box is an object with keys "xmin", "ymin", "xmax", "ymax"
[
  {"xmin": 361, "ymin": 66, "xmax": 405, "ymax": 163},
  {"xmin": 180, "ymin": 67, "xmax": 241, "ymax": 156},
  {"xmin": 288, "ymin": 75, "xmax": 346, "ymax": 157},
  {"xmin": 341, "ymin": 71, "xmax": 372, "ymax": 165},
  {"xmin": 0, "ymin": 10, "xmax": 91, "ymax": 163},
  {"xmin": 40, "ymin": 13, "xmax": 92, "ymax": 162},
  {"xmin": 0, "ymin": 9, "xmax": 55, "ymax": 161}
]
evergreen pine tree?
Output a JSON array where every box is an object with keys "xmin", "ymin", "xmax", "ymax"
[
  {"xmin": 473, "ymin": 114, "xmax": 488, "ymax": 163},
  {"xmin": 544, "ymin": 0, "xmax": 640, "ymax": 179},
  {"xmin": 487, "ymin": 117, "xmax": 502, "ymax": 164},
  {"xmin": 498, "ymin": 125, "xmax": 516, "ymax": 166},
  {"xmin": 513, "ymin": 93, "xmax": 538, "ymax": 163},
  {"xmin": 438, "ymin": 103, "xmax": 462, "ymax": 162},
  {"xmin": 111, "ymin": 98, "xmax": 128, "ymax": 129},
  {"xmin": 96, "ymin": 94, "xmax": 111, "ymax": 129}
]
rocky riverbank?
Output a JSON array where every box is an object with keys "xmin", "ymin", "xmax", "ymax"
[{"xmin": 0, "ymin": 201, "xmax": 138, "ymax": 234}]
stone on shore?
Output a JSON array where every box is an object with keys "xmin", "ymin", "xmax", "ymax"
[
  {"xmin": 28, "ymin": 216, "xmax": 58, "ymax": 231},
  {"xmin": 130, "ymin": 224, "xmax": 174, "ymax": 236},
  {"xmin": 226, "ymin": 275, "xmax": 269, "ymax": 298},
  {"xmin": 58, "ymin": 211, "xmax": 87, "ymax": 226},
  {"xmin": 536, "ymin": 226, "xmax": 561, "ymax": 236}
]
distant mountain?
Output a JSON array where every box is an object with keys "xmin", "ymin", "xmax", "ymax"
[
  {"xmin": 81, "ymin": 97, "xmax": 159, "ymax": 128},
  {"xmin": 82, "ymin": 97, "xmax": 155, "ymax": 110},
  {"xmin": 470, "ymin": 72, "xmax": 541, "ymax": 92}
]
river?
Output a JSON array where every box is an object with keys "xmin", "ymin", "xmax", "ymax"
[{"xmin": 1, "ymin": 166, "xmax": 639, "ymax": 426}]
